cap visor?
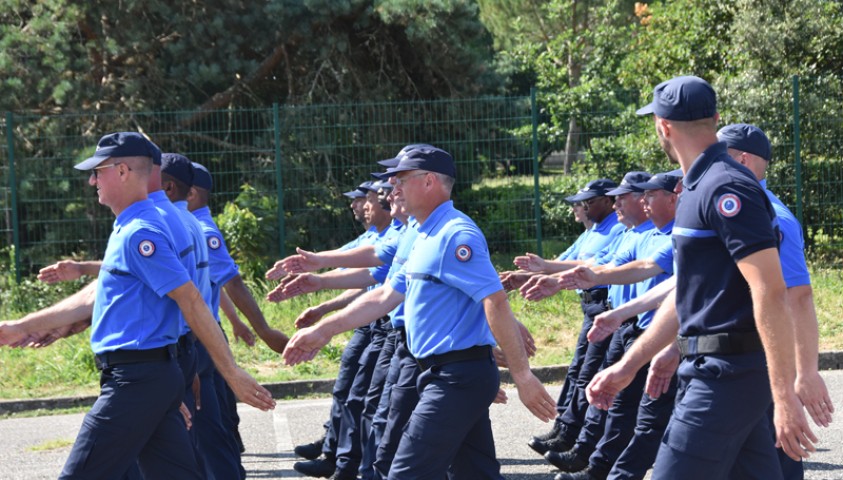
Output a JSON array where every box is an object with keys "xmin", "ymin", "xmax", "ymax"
[
  {"xmin": 635, "ymin": 103, "xmax": 655, "ymax": 116},
  {"xmin": 605, "ymin": 186, "xmax": 637, "ymax": 196},
  {"xmin": 343, "ymin": 190, "xmax": 365, "ymax": 198},
  {"xmin": 568, "ymin": 191, "xmax": 598, "ymax": 202},
  {"xmin": 377, "ymin": 158, "xmax": 400, "ymax": 168},
  {"xmin": 74, "ymin": 155, "xmax": 109, "ymax": 171}
]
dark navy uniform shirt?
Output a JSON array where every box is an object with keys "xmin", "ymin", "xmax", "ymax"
[
  {"xmin": 672, "ymin": 142, "xmax": 779, "ymax": 336},
  {"xmin": 390, "ymin": 201, "xmax": 499, "ymax": 358},
  {"xmin": 92, "ymin": 199, "xmax": 190, "ymax": 354}
]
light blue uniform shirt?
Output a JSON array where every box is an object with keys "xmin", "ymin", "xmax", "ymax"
[
  {"xmin": 384, "ymin": 218, "xmax": 420, "ymax": 328},
  {"xmin": 370, "ymin": 219, "xmax": 405, "ymax": 285},
  {"xmin": 92, "ymin": 199, "xmax": 190, "ymax": 354},
  {"xmin": 149, "ymin": 190, "xmax": 198, "ymax": 336},
  {"xmin": 760, "ymin": 180, "xmax": 811, "ymax": 288},
  {"xmin": 174, "ymin": 200, "xmax": 212, "ymax": 335},
  {"xmin": 390, "ymin": 201, "xmax": 500, "ymax": 358},
  {"xmin": 596, "ymin": 220, "xmax": 655, "ymax": 309},
  {"xmin": 192, "ymin": 206, "xmax": 239, "ymax": 322},
  {"xmin": 626, "ymin": 220, "xmax": 675, "ymax": 328},
  {"xmin": 340, "ymin": 226, "xmax": 378, "ymax": 251},
  {"xmin": 556, "ymin": 228, "xmax": 590, "ymax": 261},
  {"xmin": 574, "ymin": 211, "xmax": 625, "ymax": 290}
]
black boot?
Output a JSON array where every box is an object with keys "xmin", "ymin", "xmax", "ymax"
[
  {"xmin": 293, "ymin": 454, "xmax": 336, "ymax": 478},
  {"xmin": 294, "ymin": 436, "xmax": 326, "ymax": 460},
  {"xmin": 554, "ymin": 466, "xmax": 608, "ymax": 480},
  {"xmin": 527, "ymin": 424, "xmax": 572, "ymax": 456},
  {"xmin": 545, "ymin": 447, "xmax": 589, "ymax": 472}
]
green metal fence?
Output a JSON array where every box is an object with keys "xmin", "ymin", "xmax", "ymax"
[{"xmin": 2, "ymin": 77, "xmax": 843, "ymax": 281}]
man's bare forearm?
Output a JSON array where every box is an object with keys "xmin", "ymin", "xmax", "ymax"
[
  {"xmin": 594, "ymin": 259, "xmax": 664, "ymax": 286},
  {"xmin": 11, "ymin": 281, "xmax": 96, "ymax": 332}
]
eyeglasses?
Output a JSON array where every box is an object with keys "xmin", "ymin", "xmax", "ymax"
[
  {"xmin": 92, "ymin": 163, "xmax": 123, "ymax": 178},
  {"xmin": 390, "ymin": 172, "xmax": 428, "ymax": 186}
]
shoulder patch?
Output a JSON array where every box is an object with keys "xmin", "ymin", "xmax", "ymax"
[
  {"xmin": 138, "ymin": 240, "xmax": 156, "ymax": 257},
  {"xmin": 455, "ymin": 244, "xmax": 472, "ymax": 262},
  {"xmin": 208, "ymin": 236, "xmax": 222, "ymax": 250},
  {"xmin": 716, "ymin": 193, "xmax": 742, "ymax": 218}
]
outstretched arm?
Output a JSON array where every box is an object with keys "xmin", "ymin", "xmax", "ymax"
[
  {"xmin": 223, "ymin": 274, "xmax": 289, "ymax": 354},
  {"xmin": 38, "ymin": 260, "xmax": 102, "ymax": 283},
  {"xmin": 0, "ymin": 281, "xmax": 96, "ymax": 346}
]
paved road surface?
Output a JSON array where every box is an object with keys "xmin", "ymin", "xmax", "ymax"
[{"xmin": 1, "ymin": 371, "xmax": 842, "ymax": 479}]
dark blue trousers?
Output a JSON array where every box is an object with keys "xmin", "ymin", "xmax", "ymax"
[
  {"xmin": 60, "ymin": 355, "xmax": 201, "ymax": 480},
  {"xmin": 323, "ymin": 326, "xmax": 372, "ymax": 458},
  {"xmin": 368, "ymin": 334, "xmax": 403, "ymax": 480},
  {"xmin": 194, "ymin": 342, "xmax": 243, "ymax": 479},
  {"xmin": 766, "ymin": 403, "xmax": 805, "ymax": 480},
  {"xmin": 389, "ymin": 353, "xmax": 501, "ymax": 479},
  {"xmin": 555, "ymin": 310, "xmax": 591, "ymax": 420},
  {"xmin": 336, "ymin": 322, "xmax": 389, "ymax": 474},
  {"xmin": 359, "ymin": 327, "xmax": 399, "ymax": 479},
  {"xmin": 559, "ymin": 299, "xmax": 612, "ymax": 444},
  {"xmin": 608, "ymin": 375, "xmax": 678, "ymax": 480},
  {"xmin": 573, "ymin": 323, "xmax": 638, "ymax": 459},
  {"xmin": 651, "ymin": 352, "xmax": 783, "ymax": 480},
  {"xmin": 373, "ymin": 339, "xmax": 420, "ymax": 480}
]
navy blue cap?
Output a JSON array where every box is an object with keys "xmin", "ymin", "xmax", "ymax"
[
  {"xmin": 564, "ymin": 188, "xmax": 586, "ymax": 204},
  {"xmin": 568, "ymin": 179, "xmax": 618, "ymax": 202},
  {"xmin": 344, "ymin": 180, "xmax": 375, "ymax": 198},
  {"xmin": 382, "ymin": 146, "xmax": 455, "ymax": 178},
  {"xmin": 161, "ymin": 153, "xmax": 194, "ymax": 186},
  {"xmin": 191, "ymin": 162, "xmax": 213, "ymax": 191},
  {"xmin": 717, "ymin": 123, "xmax": 772, "ymax": 161},
  {"xmin": 378, "ymin": 143, "xmax": 435, "ymax": 168},
  {"xmin": 371, "ymin": 179, "xmax": 392, "ymax": 191},
  {"xmin": 633, "ymin": 170, "xmax": 682, "ymax": 192},
  {"xmin": 636, "ymin": 76, "xmax": 717, "ymax": 121},
  {"xmin": 606, "ymin": 171, "xmax": 652, "ymax": 196},
  {"xmin": 76, "ymin": 132, "xmax": 162, "ymax": 170}
]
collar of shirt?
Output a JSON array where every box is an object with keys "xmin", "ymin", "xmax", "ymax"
[
  {"xmin": 114, "ymin": 199, "xmax": 155, "ymax": 232},
  {"xmin": 593, "ymin": 211, "xmax": 619, "ymax": 233},
  {"xmin": 192, "ymin": 206, "xmax": 212, "ymax": 220},
  {"xmin": 684, "ymin": 141, "xmax": 729, "ymax": 191},
  {"xmin": 633, "ymin": 219, "xmax": 654, "ymax": 233},
  {"xmin": 173, "ymin": 200, "xmax": 189, "ymax": 211},
  {"xmin": 417, "ymin": 200, "xmax": 454, "ymax": 236},
  {"xmin": 759, "ymin": 178, "xmax": 768, "ymax": 190},
  {"xmin": 656, "ymin": 219, "xmax": 675, "ymax": 235}
]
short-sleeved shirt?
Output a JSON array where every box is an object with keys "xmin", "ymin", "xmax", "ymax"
[
  {"xmin": 390, "ymin": 201, "xmax": 500, "ymax": 358},
  {"xmin": 760, "ymin": 180, "xmax": 811, "ymax": 288},
  {"xmin": 597, "ymin": 220, "xmax": 655, "ymax": 309},
  {"xmin": 340, "ymin": 226, "xmax": 378, "ymax": 251},
  {"xmin": 575, "ymin": 211, "xmax": 625, "ymax": 289},
  {"xmin": 384, "ymin": 218, "xmax": 420, "ymax": 327},
  {"xmin": 627, "ymin": 220, "xmax": 674, "ymax": 329},
  {"xmin": 370, "ymin": 219, "xmax": 405, "ymax": 285},
  {"xmin": 556, "ymin": 228, "xmax": 590, "ymax": 261},
  {"xmin": 92, "ymin": 199, "xmax": 191, "ymax": 354},
  {"xmin": 192, "ymin": 206, "xmax": 240, "ymax": 321},
  {"xmin": 174, "ymin": 200, "xmax": 212, "ymax": 334},
  {"xmin": 150, "ymin": 190, "xmax": 199, "ymax": 336},
  {"xmin": 673, "ymin": 142, "xmax": 779, "ymax": 336}
]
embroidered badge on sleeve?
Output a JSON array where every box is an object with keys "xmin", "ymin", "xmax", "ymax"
[
  {"xmin": 716, "ymin": 193, "xmax": 742, "ymax": 218},
  {"xmin": 138, "ymin": 240, "xmax": 156, "ymax": 257},
  {"xmin": 455, "ymin": 244, "xmax": 472, "ymax": 262},
  {"xmin": 208, "ymin": 236, "xmax": 222, "ymax": 250}
]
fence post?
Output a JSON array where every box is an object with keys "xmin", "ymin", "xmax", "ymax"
[
  {"xmin": 272, "ymin": 104, "xmax": 286, "ymax": 259},
  {"xmin": 792, "ymin": 75, "xmax": 803, "ymax": 226},
  {"xmin": 530, "ymin": 87, "xmax": 543, "ymax": 257},
  {"xmin": 5, "ymin": 112, "xmax": 21, "ymax": 283}
]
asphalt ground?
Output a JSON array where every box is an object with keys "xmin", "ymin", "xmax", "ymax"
[{"xmin": 1, "ymin": 371, "xmax": 842, "ymax": 479}]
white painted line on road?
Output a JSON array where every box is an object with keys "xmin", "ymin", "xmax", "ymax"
[{"xmin": 273, "ymin": 403, "xmax": 296, "ymax": 478}]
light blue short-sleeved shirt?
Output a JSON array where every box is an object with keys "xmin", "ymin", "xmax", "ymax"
[
  {"xmin": 390, "ymin": 201, "xmax": 500, "ymax": 358},
  {"xmin": 192, "ymin": 206, "xmax": 239, "ymax": 321},
  {"xmin": 92, "ymin": 199, "xmax": 190, "ymax": 354},
  {"xmin": 760, "ymin": 180, "xmax": 811, "ymax": 288}
]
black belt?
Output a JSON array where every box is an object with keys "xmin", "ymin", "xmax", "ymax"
[
  {"xmin": 579, "ymin": 288, "xmax": 608, "ymax": 303},
  {"xmin": 416, "ymin": 345, "xmax": 492, "ymax": 372},
  {"xmin": 95, "ymin": 344, "xmax": 177, "ymax": 370},
  {"xmin": 677, "ymin": 331, "xmax": 763, "ymax": 357}
]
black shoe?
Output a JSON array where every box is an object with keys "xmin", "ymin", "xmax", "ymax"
[
  {"xmin": 545, "ymin": 448, "xmax": 589, "ymax": 472},
  {"xmin": 528, "ymin": 433, "xmax": 572, "ymax": 456},
  {"xmin": 294, "ymin": 436, "xmax": 326, "ymax": 460},
  {"xmin": 329, "ymin": 471, "xmax": 358, "ymax": 480},
  {"xmin": 554, "ymin": 466, "xmax": 607, "ymax": 480},
  {"xmin": 293, "ymin": 456, "xmax": 336, "ymax": 478},
  {"xmin": 531, "ymin": 421, "xmax": 562, "ymax": 442}
]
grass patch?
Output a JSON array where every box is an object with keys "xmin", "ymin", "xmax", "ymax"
[
  {"xmin": 2, "ymin": 406, "xmax": 90, "ymax": 419},
  {"xmin": 2, "ymin": 267, "xmax": 841, "ymax": 400},
  {"xmin": 27, "ymin": 438, "xmax": 74, "ymax": 452}
]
